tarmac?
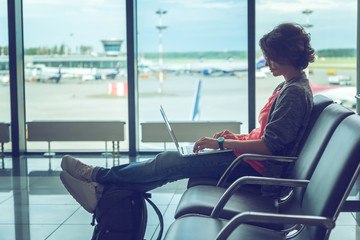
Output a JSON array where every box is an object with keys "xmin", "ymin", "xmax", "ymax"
[{"xmin": 0, "ymin": 68, "xmax": 356, "ymax": 151}]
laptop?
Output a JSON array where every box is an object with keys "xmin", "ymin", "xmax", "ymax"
[{"xmin": 160, "ymin": 105, "xmax": 232, "ymax": 157}]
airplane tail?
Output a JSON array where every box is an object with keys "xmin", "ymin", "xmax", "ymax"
[
  {"xmin": 256, "ymin": 58, "xmax": 266, "ymax": 69},
  {"xmin": 106, "ymin": 63, "xmax": 121, "ymax": 79},
  {"xmin": 190, "ymin": 79, "xmax": 202, "ymax": 121},
  {"xmin": 115, "ymin": 62, "xmax": 121, "ymax": 73},
  {"xmin": 48, "ymin": 64, "xmax": 62, "ymax": 83}
]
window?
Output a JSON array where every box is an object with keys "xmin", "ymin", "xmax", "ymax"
[
  {"xmin": 5, "ymin": 0, "xmax": 358, "ymax": 154},
  {"xmin": 0, "ymin": 0, "xmax": 11, "ymax": 152},
  {"xmin": 23, "ymin": 0, "xmax": 129, "ymax": 152},
  {"xmin": 137, "ymin": 0, "xmax": 248, "ymax": 151},
  {"xmin": 256, "ymin": 0, "xmax": 357, "ymax": 117}
]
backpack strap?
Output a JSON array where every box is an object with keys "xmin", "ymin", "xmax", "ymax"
[
  {"xmin": 91, "ymin": 214, "xmax": 96, "ymax": 226},
  {"xmin": 144, "ymin": 193, "xmax": 164, "ymax": 240}
]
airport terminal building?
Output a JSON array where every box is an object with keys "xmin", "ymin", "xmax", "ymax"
[{"xmin": 0, "ymin": 39, "xmax": 126, "ymax": 72}]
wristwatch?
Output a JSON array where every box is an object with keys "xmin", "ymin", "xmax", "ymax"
[{"xmin": 217, "ymin": 137, "xmax": 225, "ymax": 150}]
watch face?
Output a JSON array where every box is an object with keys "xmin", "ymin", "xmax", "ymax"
[{"xmin": 217, "ymin": 137, "xmax": 224, "ymax": 149}]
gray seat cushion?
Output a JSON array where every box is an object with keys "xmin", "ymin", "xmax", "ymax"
[{"xmin": 164, "ymin": 215, "xmax": 285, "ymax": 240}]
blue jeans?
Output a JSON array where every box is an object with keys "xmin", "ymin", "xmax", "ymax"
[{"xmin": 93, "ymin": 151, "xmax": 260, "ymax": 192}]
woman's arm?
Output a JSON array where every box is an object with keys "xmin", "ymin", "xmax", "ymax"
[
  {"xmin": 224, "ymin": 138, "xmax": 272, "ymax": 155},
  {"xmin": 213, "ymin": 130, "xmax": 248, "ymax": 140},
  {"xmin": 193, "ymin": 137, "xmax": 272, "ymax": 155}
]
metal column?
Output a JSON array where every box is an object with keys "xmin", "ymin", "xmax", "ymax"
[
  {"xmin": 7, "ymin": 0, "xmax": 26, "ymax": 157},
  {"xmin": 248, "ymin": 0, "xmax": 256, "ymax": 131},
  {"xmin": 126, "ymin": 0, "xmax": 139, "ymax": 158}
]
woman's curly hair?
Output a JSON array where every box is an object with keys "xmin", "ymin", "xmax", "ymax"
[{"xmin": 259, "ymin": 23, "xmax": 315, "ymax": 70}]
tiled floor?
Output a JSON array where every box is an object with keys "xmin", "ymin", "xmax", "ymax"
[{"xmin": 0, "ymin": 155, "xmax": 359, "ymax": 240}]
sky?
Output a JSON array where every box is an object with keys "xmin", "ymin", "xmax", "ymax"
[{"xmin": 0, "ymin": 0, "xmax": 357, "ymax": 54}]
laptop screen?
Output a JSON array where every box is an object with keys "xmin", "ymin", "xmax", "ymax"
[{"xmin": 160, "ymin": 105, "xmax": 180, "ymax": 149}]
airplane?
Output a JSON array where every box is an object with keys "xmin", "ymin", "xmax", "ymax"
[
  {"xmin": 188, "ymin": 56, "xmax": 248, "ymax": 76},
  {"xmin": 309, "ymin": 81, "xmax": 338, "ymax": 93},
  {"xmin": 81, "ymin": 62, "xmax": 122, "ymax": 81},
  {"xmin": 138, "ymin": 57, "xmax": 187, "ymax": 76},
  {"xmin": 314, "ymin": 86, "xmax": 357, "ymax": 110},
  {"xmin": 255, "ymin": 57, "xmax": 270, "ymax": 78},
  {"xmin": 104, "ymin": 62, "xmax": 121, "ymax": 79},
  {"xmin": 138, "ymin": 56, "xmax": 267, "ymax": 77},
  {"xmin": 308, "ymin": 72, "xmax": 357, "ymax": 111},
  {"xmin": 193, "ymin": 56, "xmax": 271, "ymax": 77},
  {"xmin": 305, "ymin": 75, "xmax": 357, "ymax": 110},
  {"xmin": 24, "ymin": 62, "xmax": 123, "ymax": 83},
  {"xmin": 190, "ymin": 79, "xmax": 202, "ymax": 121},
  {"xmin": 48, "ymin": 65, "xmax": 62, "ymax": 83},
  {"xmin": 25, "ymin": 64, "xmax": 62, "ymax": 83},
  {"xmin": 256, "ymin": 58, "xmax": 266, "ymax": 69}
]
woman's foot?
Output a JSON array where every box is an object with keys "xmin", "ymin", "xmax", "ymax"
[
  {"xmin": 60, "ymin": 170, "xmax": 102, "ymax": 213},
  {"xmin": 61, "ymin": 155, "xmax": 94, "ymax": 182}
]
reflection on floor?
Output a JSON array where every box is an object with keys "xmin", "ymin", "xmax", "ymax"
[{"xmin": 0, "ymin": 155, "xmax": 359, "ymax": 240}]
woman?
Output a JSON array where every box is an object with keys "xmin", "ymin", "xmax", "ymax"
[{"xmin": 60, "ymin": 23, "xmax": 315, "ymax": 213}]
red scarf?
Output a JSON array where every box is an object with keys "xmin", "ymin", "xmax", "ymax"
[{"xmin": 233, "ymin": 90, "xmax": 281, "ymax": 175}]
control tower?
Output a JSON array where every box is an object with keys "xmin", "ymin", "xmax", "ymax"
[{"xmin": 101, "ymin": 39, "xmax": 123, "ymax": 56}]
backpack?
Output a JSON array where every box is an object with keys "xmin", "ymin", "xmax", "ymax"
[{"xmin": 91, "ymin": 185, "xmax": 163, "ymax": 240}]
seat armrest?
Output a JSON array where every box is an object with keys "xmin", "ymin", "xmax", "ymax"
[
  {"xmin": 216, "ymin": 211, "xmax": 335, "ymax": 240},
  {"xmin": 217, "ymin": 153, "xmax": 297, "ymax": 187},
  {"xmin": 211, "ymin": 176, "xmax": 309, "ymax": 217},
  {"xmin": 230, "ymin": 176, "xmax": 309, "ymax": 188}
]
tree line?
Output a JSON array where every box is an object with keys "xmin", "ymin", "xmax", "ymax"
[
  {"xmin": 0, "ymin": 46, "xmax": 356, "ymax": 58},
  {"xmin": 144, "ymin": 48, "xmax": 357, "ymax": 59},
  {"xmin": 315, "ymin": 48, "xmax": 356, "ymax": 58}
]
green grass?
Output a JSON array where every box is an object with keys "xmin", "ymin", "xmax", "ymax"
[
  {"xmin": 309, "ymin": 57, "xmax": 356, "ymax": 70},
  {"xmin": 145, "ymin": 57, "xmax": 357, "ymax": 70},
  {"xmin": 88, "ymin": 94, "xmax": 127, "ymax": 99},
  {"xmin": 88, "ymin": 92, "xmax": 177, "ymax": 99}
]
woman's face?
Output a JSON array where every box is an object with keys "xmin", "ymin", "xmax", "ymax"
[{"xmin": 264, "ymin": 56, "xmax": 292, "ymax": 77}]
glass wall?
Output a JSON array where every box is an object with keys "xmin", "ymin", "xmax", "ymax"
[
  {"xmin": 0, "ymin": 0, "xmax": 11, "ymax": 152},
  {"xmin": 137, "ymin": 0, "xmax": 248, "ymax": 151},
  {"xmin": 3, "ymin": 0, "xmax": 358, "ymax": 154},
  {"xmin": 256, "ymin": 0, "xmax": 357, "ymax": 119},
  {"xmin": 23, "ymin": 0, "xmax": 128, "ymax": 152}
]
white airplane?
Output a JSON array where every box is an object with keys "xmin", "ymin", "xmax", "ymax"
[
  {"xmin": 138, "ymin": 58, "xmax": 188, "ymax": 75},
  {"xmin": 188, "ymin": 57, "xmax": 247, "ymax": 76},
  {"xmin": 138, "ymin": 56, "xmax": 267, "ymax": 77},
  {"xmin": 25, "ymin": 64, "xmax": 62, "ymax": 83},
  {"xmin": 81, "ymin": 62, "xmax": 122, "ymax": 81},
  {"xmin": 24, "ymin": 62, "xmax": 123, "ymax": 83},
  {"xmin": 314, "ymin": 86, "xmax": 357, "ymax": 110}
]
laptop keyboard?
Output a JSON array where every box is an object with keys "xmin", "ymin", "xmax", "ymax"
[{"xmin": 181, "ymin": 145, "xmax": 196, "ymax": 155}]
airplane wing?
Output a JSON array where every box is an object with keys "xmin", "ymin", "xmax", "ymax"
[{"xmin": 315, "ymin": 87, "xmax": 356, "ymax": 110}]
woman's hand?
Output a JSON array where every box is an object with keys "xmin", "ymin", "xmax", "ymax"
[
  {"xmin": 193, "ymin": 137, "xmax": 218, "ymax": 153},
  {"xmin": 213, "ymin": 130, "xmax": 242, "ymax": 139}
]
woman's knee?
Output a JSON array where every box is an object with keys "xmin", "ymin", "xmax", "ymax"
[
  {"xmin": 151, "ymin": 151, "xmax": 187, "ymax": 171},
  {"xmin": 155, "ymin": 151, "xmax": 182, "ymax": 163}
]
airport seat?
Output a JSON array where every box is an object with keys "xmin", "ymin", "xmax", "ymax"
[
  {"xmin": 186, "ymin": 94, "xmax": 334, "ymax": 189},
  {"xmin": 174, "ymin": 102, "xmax": 354, "ymax": 222},
  {"xmin": 0, "ymin": 123, "xmax": 11, "ymax": 191},
  {"xmin": 164, "ymin": 114, "xmax": 360, "ymax": 240},
  {"xmin": 0, "ymin": 122, "xmax": 10, "ymax": 157}
]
